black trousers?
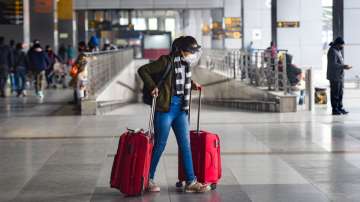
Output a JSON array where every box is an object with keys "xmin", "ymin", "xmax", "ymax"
[{"xmin": 330, "ymin": 80, "xmax": 344, "ymax": 111}]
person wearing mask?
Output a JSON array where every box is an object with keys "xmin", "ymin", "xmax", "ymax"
[
  {"xmin": 27, "ymin": 43, "xmax": 50, "ymax": 98},
  {"xmin": 327, "ymin": 37, "xmax": 352, "ymax": 115},
  {"xmin": 0, "ymin": 36, "xmax": 13, "ymax": 97},
  {"xmin": 45, "ymin": 45, "xmax": 62, "ymax": 88},
  {"xmin": 13, "ymin": 43, "xmax": 28, "ymax": 97},
  {"xmin": 138, "ymin": 36, "xmax": 209, "ymax": 193}
]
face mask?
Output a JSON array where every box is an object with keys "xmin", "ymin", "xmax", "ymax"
[{"xmin": 183, "ymin": 51, "xmax": 202, "ymax": 67}]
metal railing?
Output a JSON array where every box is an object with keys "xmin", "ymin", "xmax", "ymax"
[
  {"xmin": 84, "ymin": 48, "xmax": 134, "ymax": 98},
  {"xmin": 200, "ymin": 48, "xmax": 292, "ymax": 94},
  {"xmin": 200, "ymin": 48, "xmax": 314, "ymax": 110}
]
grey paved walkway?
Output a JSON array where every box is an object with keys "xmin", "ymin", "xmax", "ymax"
[{"xmin": 1, "ymin": 89, "xmax": 360, "ymax": 202}]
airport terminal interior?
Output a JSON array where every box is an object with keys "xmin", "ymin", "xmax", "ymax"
[{"xmin": 1, "ymin": 0, "xmax": 360, "ymax": 201}]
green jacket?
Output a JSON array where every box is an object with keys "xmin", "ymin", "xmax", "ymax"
[{"xmin": 138, "ymin": 55, "xmax": 196, "ymax": 112}]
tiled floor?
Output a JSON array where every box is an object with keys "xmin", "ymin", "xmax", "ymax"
[{"xmin": 1, "ymin": 89, "xmax": 360, "ymax": 201}]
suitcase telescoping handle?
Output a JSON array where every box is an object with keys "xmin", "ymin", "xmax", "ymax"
[
  {"xmin": 147, "ymin": 96, "xmax": 157, "ymax": 136},
  {"xmin": 196, "ymin": 89, "xmax": 202, "ymax": 134},
  {"xmin": 189, "ymin": 89, "xmax": 202, "ymax": 134}
]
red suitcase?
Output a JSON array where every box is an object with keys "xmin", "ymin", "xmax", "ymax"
[
  {"xmin": 177, "ymin": 90, "xmax": 222, "ymax": 190},
  {"xmin": 110, "ymin": 97, "xmax": 156, "ymax": 196}
]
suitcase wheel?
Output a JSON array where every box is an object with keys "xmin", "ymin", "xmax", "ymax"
[{"xmin": 210, "ymin": 183, "xmax": 217, "ymax": 190}]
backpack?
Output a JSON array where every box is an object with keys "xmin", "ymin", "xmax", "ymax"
[
  {"xmin": 69, "ymin": 63, "xmax": 79, "ymax": 78},
  {"xmin": 142, "ymin": 57, "xmax": 173, "ymax": 105}
]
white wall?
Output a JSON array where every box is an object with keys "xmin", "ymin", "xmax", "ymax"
[
  {"xmin": 344, "ymin": 1, "xmax": 360, "ymax": 80},
  {"xmin": 243, "ymin": 0, "xmax": 271, "ymax": 50},
  {"xmin": 277, "ymin": 0, "xmax": 322, "ymax": 69}
]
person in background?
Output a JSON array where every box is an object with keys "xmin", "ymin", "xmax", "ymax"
[
  {"xmin": 102, "ymin": 39, "xmax": 112, "ymax": 51},
  {"xmin": 76, "ymin": 63, "xmax": 88, "ymax": 102},
  {"xmin": 247, "ymin": 41, "xmax": 254, "ymax": 54},
  {"xmin": 58, "ymin": 44, "xmax": 67, "ymax": 64},
  {"xmin": 285, "ymin": 54, "xmax": 305, "ymax": 105},
  {"xmin": 67, "ymin": 44, "xmax": 75, "ymax": 66},
  {"xmin": 45, "ymin": 45, "xmax": 62, "ymax": 88},
  {"xmin": 27, "ymin": 43, "xmax": 50, "ymax": 98},
  {"xmin": 246, "ymin": 41, "xmax": 254, "ymax": 65},
  {"xmin": 327, "ymin": 37, "xmax": 352, "ymax": 115},
  {"xmin": 88, "ymin": 36, "xmax": 99, "ymax": 52},
  {"xmin": 0, "ymin": 36, "xmax": 14, "ymax": 97},
  {"xmin": 69, "ymin": 41, "xmax": 88, "ymax": 107},
  {"xmin": 13, "ymin": 43, "xmax": 28, "ymax": 97},
  {"xmin": 266, "ymin": 41, "xmax": 277, "ymax": 70},
  {"xmin": 9, "ymin": 39, "xmax": 17, "ymax": 94}
]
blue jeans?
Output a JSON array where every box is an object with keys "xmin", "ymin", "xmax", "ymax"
[
  {"xmin": 15, "ymin": 66, "xmax": 27, "ymax": 94},
  {"xmin": 149, "ymin": 96, "xmax": 195, "ymax": 183},
  {"xmin": 10, "ymin": 72, "xmax": 17, "ymax": 92}
]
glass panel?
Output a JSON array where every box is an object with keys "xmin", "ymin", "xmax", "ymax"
[{"xmin": 143, "ymin": 35, "xmax": 171, "ymax": 49}]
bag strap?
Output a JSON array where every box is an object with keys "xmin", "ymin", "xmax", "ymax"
[{"xmin": 156, "ymin": 56, "xmax": 173, "ymax": 88}]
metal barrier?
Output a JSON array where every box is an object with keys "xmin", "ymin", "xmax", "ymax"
[
  {"xmin": 201, "ymin": 49, "xmax": 293, "ymax": 94},
  {"xmin": 200, "ymin": 49, "xmax": 313, "ymax": 111},
  {"xmin": 84, "ymin": 48, "xmax": 134, "ymax": 99}
]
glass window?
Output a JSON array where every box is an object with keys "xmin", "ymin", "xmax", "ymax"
[
  {"xmin": 133, "ymin": 18, "xmax": 146, "ymax": 30},
  {"xmin": 148, "ymin": 18, "xmax": 158, "ymax": 30},
  {"xmin": 119, "ymin": 18, "xmax": 128, "ymax": 25},
  {"xmin": 165, "ymin": 18, "xmax": 175, "ymax": 38}
]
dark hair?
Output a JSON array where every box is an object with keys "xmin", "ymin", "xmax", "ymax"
[
  {"xmin": 33, "ymin": 43, "xmax": 41, "ymax": 49},
  {"xmin": 330, "ymin": 36, "xmax": 345, "ymax": 46},
  {"xmin": 0, "ymin": 36, "xmax": 4, "ymax": 44},
  {"xmin": 45, "ymin": 45, "xmax": 51, "ymax": 50},
  {"xmin": 171, "ymin": 36, "xmax": 184, "ymax": 55},
  {"xmin": 16, "ymin": 43, "xmax": 23, "ymax": 50},
  {"xmin": 78, "ymin": 41, "xmax": 87, "ymax": 52}
]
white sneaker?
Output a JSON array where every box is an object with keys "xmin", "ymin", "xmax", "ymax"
[
  {"xmin": 38, "ymin": 91, "xmax": 44, "ymax": 98},
  {"xmin": 184, "ymin": 180, "xmax": 210, "ymax": 193},
  {"xmin": 147, "ymin": 180, "xmax": 160, "ymax": 192}
]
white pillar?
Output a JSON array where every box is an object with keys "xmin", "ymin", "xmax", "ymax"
[
  {"xmin": 277, "ymin": 0, "xmax": 322, "ymax": 69},
  {"xmin": 344, "ymin": 1, "xmax": 360, "ymax": 80},
  {"xmin": 243, "ymin": 0, "xmax": 271, "ymax": 50}
]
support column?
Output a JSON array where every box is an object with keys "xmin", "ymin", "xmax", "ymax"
[
  {"xmin": 57, "ymin": 0, "xmax": 74, "ymax": 49},
  {"xmin": 333, "ymin": 0, "xmax": 343, "ymax": 39},
  {"xmin": 271, "ymin": 0, "xmax": 277, "ymax": 45},
  {"xmin": 343, "ymin": 0, "xmax": 360, "ymax": 80},
  {"xmin": 29, "ymin": 0, "xmax": 56, "ymax": 48},
  {"xmin": 76, "ymin": 10, "xmax": 88, "ymax": 43}
]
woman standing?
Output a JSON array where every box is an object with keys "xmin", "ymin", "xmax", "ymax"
[{"xmin": 138, "ymin": 36, "xmax": 209, "ymax": 193}]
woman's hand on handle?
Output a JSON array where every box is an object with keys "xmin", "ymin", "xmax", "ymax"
[
  {"xmin": 193, "ymin": 81, "xmax": 203, "ymax": 91},
  {"xmin": 151, "ymin": 87, "xmax": 159, "ymax": 97}
]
